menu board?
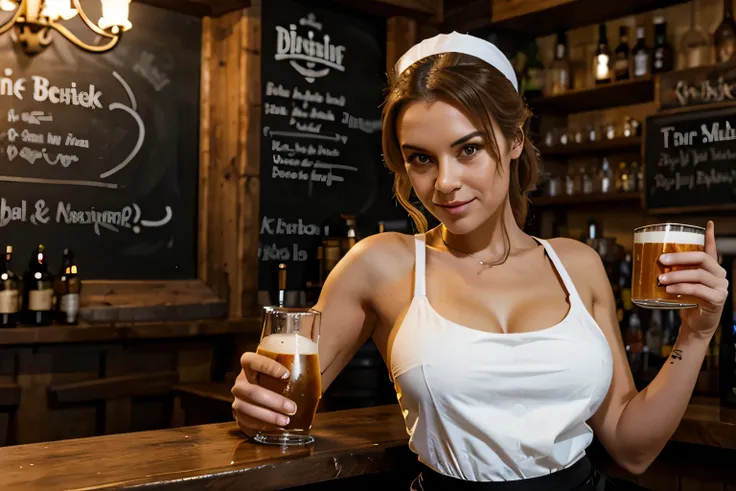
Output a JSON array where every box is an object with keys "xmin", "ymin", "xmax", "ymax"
[
  {"xmin": 0, "ymin": 4, "xmax": 201, "ymax": 279},
  {"xmin": 644, "ymin": 105, "xmax": 736, "ymax": 212},
  {"xmin": 259, "ymin": 0, "xmax": 388, "ymax": 292}
]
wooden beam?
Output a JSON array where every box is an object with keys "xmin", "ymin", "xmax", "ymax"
[
  {"xmin": 443, "ymin": 0, "xmax": 491, "ymax": 33},
  {"xmin": 386, "ymin": 17, "xmax": 418, "ymax": 80},
  {"xmin": 199, "ymin": 2, "xmax": 261, "ymax": 318},
  {"xmin": 137, "ymin": 0, "xmax": 251, "ymax": 17},
  {"xmin": 331, "ymin": 0, "xmax": 442, "ymax": 21}
]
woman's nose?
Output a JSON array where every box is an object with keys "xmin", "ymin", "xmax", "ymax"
[{"xmin": 435, "ymin": 159, "xmax": 462, "ymax": 194}]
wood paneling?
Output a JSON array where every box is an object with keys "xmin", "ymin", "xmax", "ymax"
[
  {"xmin": 199, "ymin": 2, "xmax": 261, "ymax": 318},
  {"xmin": 332, "ymin": 0, "xmax": 441, "ymax": 21},
  {"xmin": 386, "ymin": 17, "xmax": 418, "ymax": 80},
  {"xmin": 138, "ymin": 0, "xmax": 251, "ymax": 17}
]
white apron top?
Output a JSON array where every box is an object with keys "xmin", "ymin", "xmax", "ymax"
[{"xmin": 390, "ymin": 234, "xmax": 613, "ymax": 482}]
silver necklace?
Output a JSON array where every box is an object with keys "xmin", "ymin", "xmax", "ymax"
[{"xmin": 440, "ymin": 233, "xmax": 503, "ymax": 274}]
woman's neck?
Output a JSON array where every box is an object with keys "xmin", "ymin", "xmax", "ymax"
[{"xmin": 430, "ymin": 199, "xmax": 532, "ymax": 263}]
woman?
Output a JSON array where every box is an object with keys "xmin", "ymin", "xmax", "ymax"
[{"xmin": 232, "ymin": 32, "xmax": 728, "ymax": 490}]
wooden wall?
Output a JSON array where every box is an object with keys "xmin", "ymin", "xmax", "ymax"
[{"xmin": 199, "ymin": 1, "xmax": 262, "ymax": 319}]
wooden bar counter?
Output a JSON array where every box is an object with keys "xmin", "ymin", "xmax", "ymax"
[
  {"xmin": 0, "ymin": 405, "xmax": 413, "ymax": 491},
  {"xmin": 3, "ymin": 398, "xmax": 736, "ymax": 490}
]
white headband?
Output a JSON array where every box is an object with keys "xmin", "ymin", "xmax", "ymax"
[{"xmin": 394, "ymin": 31, "xmax": 519, "ymax": 93}]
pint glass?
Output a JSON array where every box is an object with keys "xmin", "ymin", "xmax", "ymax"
[
  {"xmin": 253, "ymin": 307, "xmax": 321, "ymax": 446},
  {"xmin": 631, "ymin": 223, "xmax": 705, "ymax": 309}
]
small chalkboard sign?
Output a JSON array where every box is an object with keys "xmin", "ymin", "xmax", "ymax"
[
  {"xmin": 644, "ymin": 104, "xmax": 736, "ymax": 213},
  {"xmin": 0, "ymin": 3, "xmax": 200, "ymax": 279},
  {"xmin": 259, "ymin": 0, "xmax": 391, "ymax": 294}
]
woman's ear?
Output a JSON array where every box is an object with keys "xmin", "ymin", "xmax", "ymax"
[{"xmin": 509, "ymin": 128, "xmax": 524, "ymax": 160}]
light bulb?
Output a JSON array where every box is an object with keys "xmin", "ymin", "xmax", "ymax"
[
  {"xmin": 98, "ymin": 0, "xmax": 132, "ymax": 32},
  {"xmin": 0, "ymin": 0, "xmax": 17, "ymax": 12},
  {"xmin": 41, "ymin": 0, "xmax": 78, "ymax": 20}
]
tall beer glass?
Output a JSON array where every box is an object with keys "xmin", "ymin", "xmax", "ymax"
[
  {"xmin": 632, "ymin": 223, "xmax": 705, "ymax": 309},
  {"xmin": 254, "ymin": 307, "xmax": 321, "ymax": 446}
]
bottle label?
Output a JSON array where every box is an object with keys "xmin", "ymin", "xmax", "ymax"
[
  {"xmin": 0, "ymin": 290, "xmax": 19, "ymax": 314},
  {"xmin": 60, "ymin": 293, "xmax": 80, "ymax": 323},
  {"xmin": 634, "ymin": 53, "xmax": 648, "ymax": 76},
  {"xmin": 29, "ymin": 289, "xmax": 53, "ymax": 311}
]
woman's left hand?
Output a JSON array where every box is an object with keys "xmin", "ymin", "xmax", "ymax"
[{"xmin": 658, "ymin": 221, "xmax": 729, "ymax": 339}]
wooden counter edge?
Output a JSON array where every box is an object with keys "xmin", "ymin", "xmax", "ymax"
[{"xmin": 0, "ymin": 317, "xmax": 261, "ymax": 345}]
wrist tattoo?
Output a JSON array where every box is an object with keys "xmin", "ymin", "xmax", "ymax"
[{"xmin": 670, "ymin": 349, "xmax": 683, "ymax": 364}]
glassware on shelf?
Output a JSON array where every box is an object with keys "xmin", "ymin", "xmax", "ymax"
[
  {"xmin": 599, "ymin": 157, "xmax": 613, "ymax": 193},
  {"xmin": 582, "ymin": 163, "xmax": 594, "ymax": 194},
  {"xmin": 681, "ymin": 0, "xmax": 711, "ymax": 68},
  {"xmin": 626, "ymin": 161, "xmax": 640, "ymax": 192},
  {"xmin": 615, "ymin": 160, "xmax": 630, "ymax": 192}
]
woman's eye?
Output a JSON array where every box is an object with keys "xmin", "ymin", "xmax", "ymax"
[
  {"xmin": 461, "ymin": 145, "xmax": 478, "ymax": 156},
  {"xmin": 408, "ymin": 153, "xmax": 431, "ymax": 165}
]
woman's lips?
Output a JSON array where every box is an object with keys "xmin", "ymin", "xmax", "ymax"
[{"xmin": 435, "ymin": 199, "xmax": 474, "ymax": 215}]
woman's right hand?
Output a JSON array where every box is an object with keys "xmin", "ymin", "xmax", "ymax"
[{"xmin": 231, "ymin": 352, "xmax": 297, "ymax": 439}]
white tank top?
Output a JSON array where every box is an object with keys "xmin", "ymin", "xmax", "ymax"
[{"xmin": 390, "ymin": 234, "xmax": 613, "ymax": 482}]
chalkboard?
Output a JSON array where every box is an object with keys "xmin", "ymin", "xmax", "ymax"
[
  {"xmin": 0, "ymin": 3, "xmax": 200, "ymax": 279},
  {"xmin": 259, "ymin": 0, "xmax": 397, "ymax": 293},
  {"xmin": 644, "ymin": 105, "xmax": 736, "ymax": 212}
]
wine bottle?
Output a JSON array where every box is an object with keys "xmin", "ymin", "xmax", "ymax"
[
  {"xmin": 594, "ymin": 23, "xmax": 612, "ymax": 85},
  {"xmin": 546, "ymin": 30, "xmax": 573, "ymax": 95},
  {"xmin": 652, "ymin": 16, "xmax": 674, "ymax": 73},
  {"xmin": 54, "ymin": 248, "xmax": 81, "ymax": 325},
  {"xmin": 22, "ymin": 244, "xmax": 54, "ymax": 326},
  {"xmin": 614, "ymin": 26, "xmax": 631, "ymax": 81},
  {"xmin": 632, "ymin": 27, "xmax": 651, "ymax": 78},
  {"xmin": 714, "ymin": 0, "xmax": 736, "ymax": 63},
  {"xmin": 0, "ymin": 246, "xmax": 20, "ymax": 327}
]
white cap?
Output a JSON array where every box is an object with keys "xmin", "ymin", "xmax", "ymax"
[{"xmin": 394, "ymin": 31, "xmax": 518, "ymax": 93}]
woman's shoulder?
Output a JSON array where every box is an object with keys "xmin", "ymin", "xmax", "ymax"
[
  {"xmin": 544, "ymin": 237, "xmax": 602, "ymax": 266},
  {"xmin": 544, "ymin": 237, "xmax": 611, "ymax": 299},
  {"xmin": 351, "ymin": 231, "xmax": 416, "ymax": 263}
]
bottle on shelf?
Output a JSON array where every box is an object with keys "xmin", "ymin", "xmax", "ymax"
[
  {"xmin": 681, "ymin": 0, "xmax": 711, "ymax": 68},
  {"xmin": 714, "ymin": 0, "xmax": 736, "ymax": 63},
  {"xmin": 54, "ymin": 248, "xmax": 81, "ymax": 325},
  {"xmin": 594, "ymin": 23, "xmax": 612, "ymax": 85},
  {"xmin": 632, "ymin": 26, "xmax": 651, "ymax": 78},
  {"xmin": 582, "ymin": 164, "xmax": 594, "ymax": 194},
  {"xmin": 0, "ymin": 246, "xmax": 20, "ymax": 328},
  {"xmin": 22, "ymin": 244, "xmax": 54, "ymax": 326},
  {"xmin": 546, "ymin": 30, "xmax": 573, "ymax": 95},
  {"xmin": 599, "ymin": 158, "xmax": 613, "ymax": 193},
  {"xmin": 614, "ymin": 26, "xmax": 631, "ymax": 81},
  {"xmin": 615, "ymin": 161, "xmax": 630, "ymax": 192},
  {"xmin": 626, "ymin": 161, "xmax": 640, "ymax": 192},
  {"xmin": 652, "ymin": 16, "xmax": 674, "ymax": 73}
]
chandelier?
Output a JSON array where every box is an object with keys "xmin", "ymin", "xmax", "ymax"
[{"xmin": 0, "ymin": 0, "xmax": 132, "ymax": 55}]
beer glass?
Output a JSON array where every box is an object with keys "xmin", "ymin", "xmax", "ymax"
[
  {"xmin": 253, "ymin": 307, "xmax": 321, "ymax": 446},
  {"xmin": 631, "ymin": 223, "xmax": 705, "ymax": 309}
]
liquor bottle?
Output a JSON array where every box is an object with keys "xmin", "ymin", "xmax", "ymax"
[
  {"xmin": 632, "ymin": 27, "xmax": 651, "ymax": 78},
  {"xmin": 22, "ymin": 245, "xmax": 54, "ymax": 326},
  {"xmin": 599, "ymin": 158, "xmax": 613, "ymax": 193},
  {"xmin": 714, "ymin": 0, "xmax": 736, "ymax": 63},
  {"xmin": 652, "ymin": 16, "xmax": 674, "ymax": 73},
  {"xmin": 594, "ymin": 23, "xmax": 612, "ymax": 85},
  {"xmin": 0, "ymin": 246, "xmax": 20, "ymax": 327},
  {"xmin": 54, "ymin": 249, "xmax": 81, "ymax": 325},
  {"xmin": 681, "ymin": 0, "xmax": 711, "ymax": 68},
  {"xmin": 614, "ymin": 26, "xmax": 631, "ymax": 81},
  {"xmin": 278, "ymin": 262, "xmax": 287, "ymax": 307},
  {"xmin": 546, "ymin": 30, "xmax": 573, "ymax": 95}
]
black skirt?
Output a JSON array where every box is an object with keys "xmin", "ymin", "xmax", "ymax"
[{"xmin": 410, "ymin": 458, "xmax": 650, "ymax": 491}]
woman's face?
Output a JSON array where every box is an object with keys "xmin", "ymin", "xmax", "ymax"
[{"xmin": 397, "ymin": 99, "xmax": 522, "ymax": 235}]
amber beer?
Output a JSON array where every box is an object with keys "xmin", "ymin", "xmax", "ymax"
[
  {"xmin": 632, "ymin": 223, "xmax": 705, "ymax": 309},
  {"xmin": 253, "ymin": 308, "xmax": 321, "ymax": 446}
]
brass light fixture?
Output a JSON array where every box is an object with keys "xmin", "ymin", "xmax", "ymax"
[{"xmin": 0, "ymin": 0, "xmax": 132, "ymax": 55}]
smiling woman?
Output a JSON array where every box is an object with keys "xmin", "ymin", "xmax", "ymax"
[{"xmin": 232, "ymin": 31, "xmax": 728, "ymax": 491}]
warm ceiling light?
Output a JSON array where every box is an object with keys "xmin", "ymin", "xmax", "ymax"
[{"xmin": 0, "ymin": 0, "xmax": 132, "ymax": 54}]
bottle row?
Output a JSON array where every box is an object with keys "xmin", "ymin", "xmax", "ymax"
[
  {"xmin": 544, "ymin": 158, "xmax": 643, "ymax": 197},
  {"xmin": 542, "ymin": 0, "xmax": 736, "ymax": 96},
  {"xmin": 542, "ymin": 116, "xmax": 642, "ymax": 148},
  {"xmin": 0, "ymin": 245, "xmax": 80, "ymax": 328}
]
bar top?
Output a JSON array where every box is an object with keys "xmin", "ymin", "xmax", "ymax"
[
  {"xmin": 0, "ymin": 405, "xmax": 411, "ymax": 491},
  {"xmin": 2, "ymin": 398, "xmax": 736, "ymax": 490}
]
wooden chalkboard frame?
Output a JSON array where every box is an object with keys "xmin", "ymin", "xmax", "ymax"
[{"xmin": 642, "ymin": 101, "xmax": 736, "ymax": 215}]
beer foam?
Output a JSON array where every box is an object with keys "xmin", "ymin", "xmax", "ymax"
[
  {"xmin": 634, "ymin": 230, "xmax": 705, "ymax": 245},
  {"xmin": 260, "ymin": 333, "xmax": 318, "ymax": 355}
]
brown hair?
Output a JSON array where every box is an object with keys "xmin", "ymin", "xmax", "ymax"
[{"xmin": 381, "ymin": 52, "xmax": 539, "ymax": 233}]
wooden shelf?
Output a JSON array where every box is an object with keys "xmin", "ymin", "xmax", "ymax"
[
  {"xmin": 487, "ymin": 0, "xmax": 690, "ymax": 38},
  {"xmin": 138, "ymin": 0, "xmax": 251, "ymax": 16},
  {"xmin": 527, "ymin": 78, "xmax": 655, "ymax": 114},
  {"xmin": 530, "ymin": 191, "xmax": 642, "ymax": 207},
  {"xmin": 541, "ymin": 137, "xmax": 642, "ymax": 158}
]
